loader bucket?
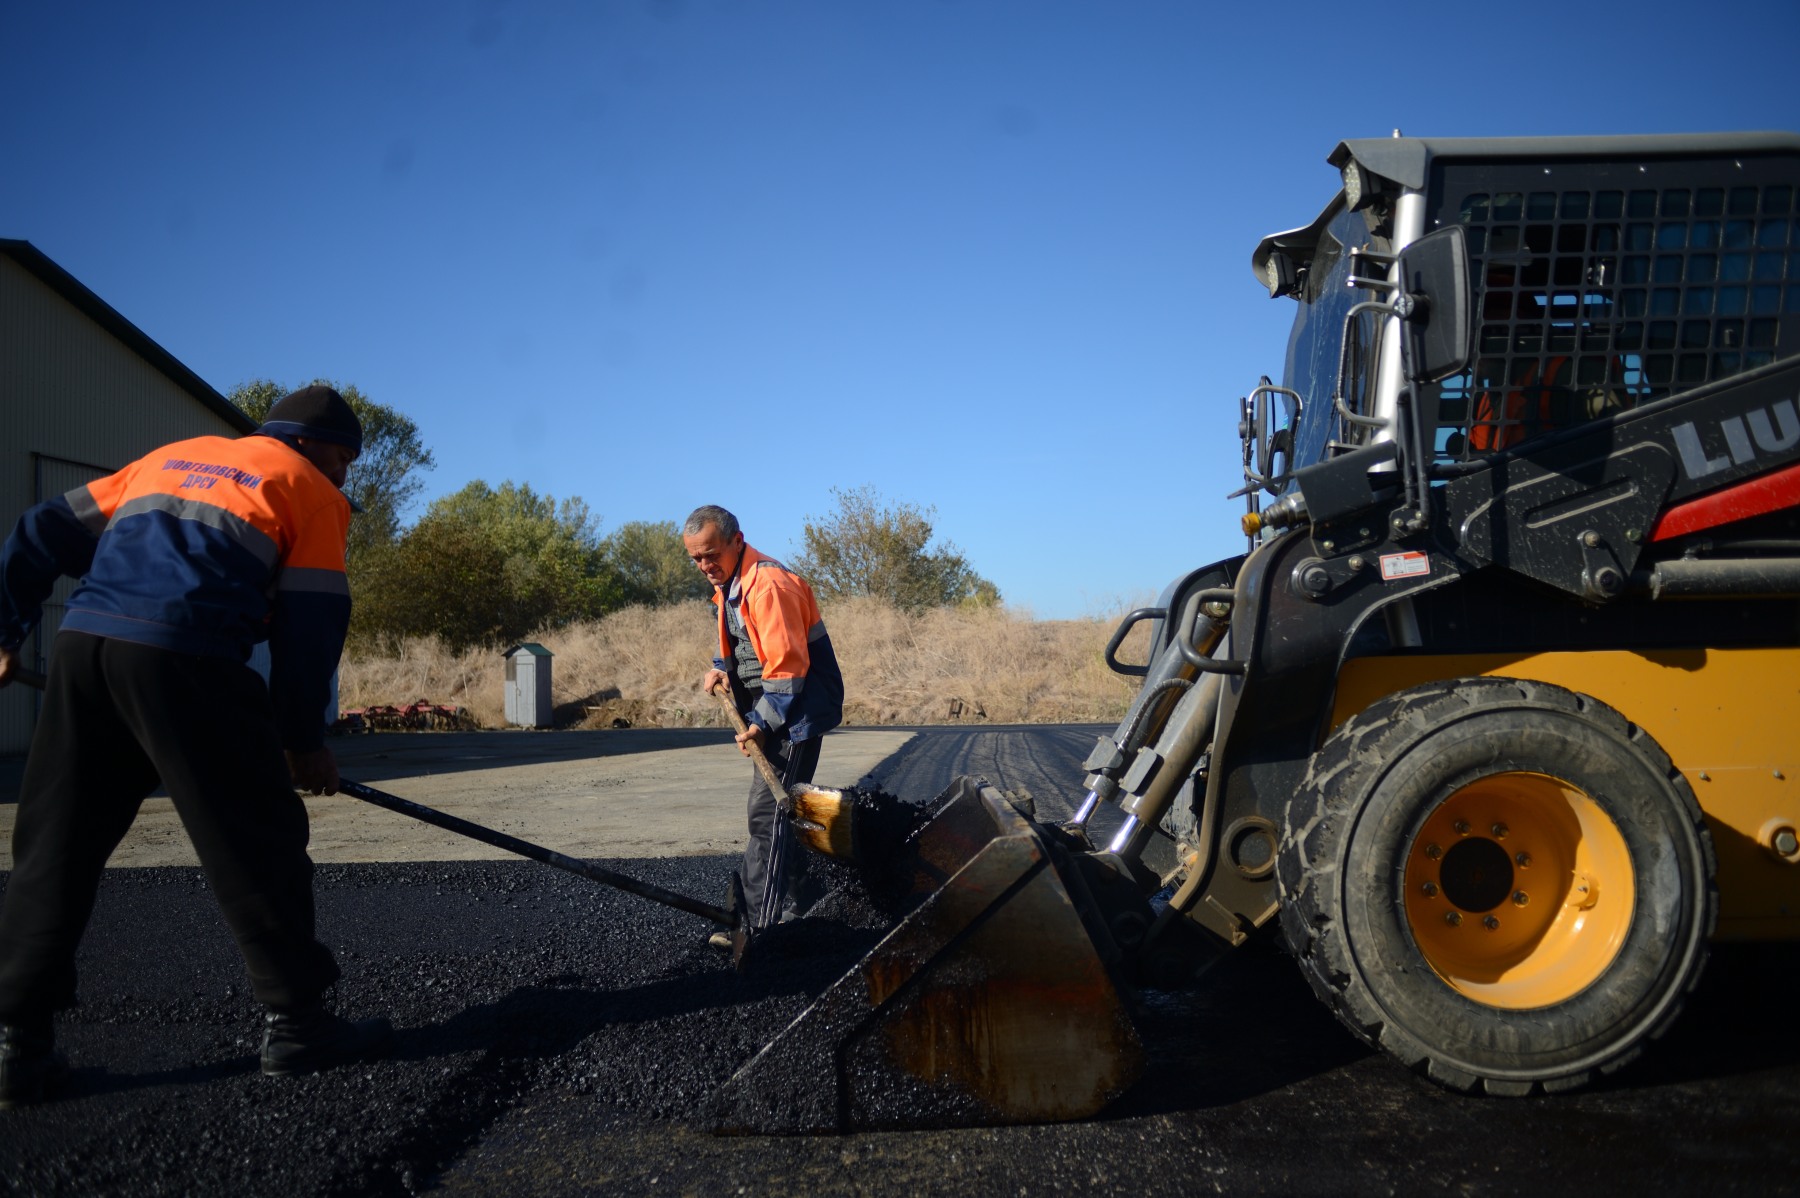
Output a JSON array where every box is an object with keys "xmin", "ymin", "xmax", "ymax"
[{"xmin": 705, "ymin": 777, "xmax": 1144, "ymax": 1134}]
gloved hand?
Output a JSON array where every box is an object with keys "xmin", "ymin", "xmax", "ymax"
[{"xmin": 286, "ymin": 746, "xmax": 341, "ymax": 796}]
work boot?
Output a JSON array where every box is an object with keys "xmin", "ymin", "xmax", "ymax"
[
  {"xmin": 260, "ymin": 1004, "xmax": 393, "ymax": 1078},
  {"xmin": 0, "ymin": 1022, "xmax": 66, "ymax": 1110},
  {"xmin": 707, "ymin": 930, "xmax": 733, "ymax": 951}
]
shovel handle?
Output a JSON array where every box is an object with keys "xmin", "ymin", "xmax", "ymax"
[
  {"xmin": 338, "ymin": 778, "xmax": 737, "ymax": 928},
  {"xmin": 712, "ymin": 686, "xmax": 791, "ymax": 801},
  {"xmin": 7, "ymin": 666, "xmax": 738, "ymax": 927}
]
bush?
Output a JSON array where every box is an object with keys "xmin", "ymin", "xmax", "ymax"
[
  {"xmin": 349, "ymin": 480, "xmax": 621, "ymax": 651},
  {"xmin": 791, "ymin": 485, "xmax": 998, "ymax": 612}
]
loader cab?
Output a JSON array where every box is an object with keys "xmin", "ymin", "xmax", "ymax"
[
  {"xmin": 1247, "ymin": 133, "xmax": 1800, "ymax": 506},
  {"xmin": 1247, "ymin": 197, "xmax": 1399, "ymax": 497},
  {"xmin": 1430, "ymin": 152, "xmax": 1800, "ymax": 459}
]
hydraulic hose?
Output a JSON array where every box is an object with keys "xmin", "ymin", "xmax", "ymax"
[
  {"xmin": 1116, "ymin": 677, "xmax": 1195, "ymax": 754},
  {"xmin": 1106, "ymin": 671, "xmax": 1225, "ymax": 860}
]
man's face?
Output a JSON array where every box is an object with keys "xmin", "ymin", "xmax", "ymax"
[
  {"xmin": 683, "ymin": 524, "xmax": 744, "ymax": 588},
  {"xmin": 295, "ymin": 438, "xmax": 358, "ymax": 489}
]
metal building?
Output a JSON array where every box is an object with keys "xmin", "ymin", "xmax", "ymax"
[{"xmin": 1, "ymin": 238, "xmax": 255, "ymax": 754}]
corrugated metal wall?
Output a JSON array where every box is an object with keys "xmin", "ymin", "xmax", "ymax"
[{"xmin": 1, "ymin": 254, "xmax": 245, "ymax": 753}]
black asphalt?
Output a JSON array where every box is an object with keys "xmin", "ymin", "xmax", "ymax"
[{"xmin": 0, "ymin": 727, "xmax": 1795, "ymax": 1196}]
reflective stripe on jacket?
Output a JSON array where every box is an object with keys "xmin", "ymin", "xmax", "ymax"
[
  {"xmin": 0, "ymin": 433, "xmax": 351, "ymax": 750},
  {"xmin": 710, "ymin": 543, "xmax": 844, "ymax": 742}
]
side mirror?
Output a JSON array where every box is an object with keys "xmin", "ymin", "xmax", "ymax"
[{"xmin": 1395, "ymin": 225, "xmax": 1473, "ymax": 385}]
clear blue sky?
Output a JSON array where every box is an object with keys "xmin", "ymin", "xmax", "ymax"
[{"xmin": 6, "ymin": 1, "xmax": 1796, "ymax": 617}]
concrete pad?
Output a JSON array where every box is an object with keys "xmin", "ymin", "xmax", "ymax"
[{"xmin": 0, "ymin": 728, "xmax": 914, "ymax": 868}]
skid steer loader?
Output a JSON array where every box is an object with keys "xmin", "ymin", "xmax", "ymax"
[{"xmin": 712, "ymin": 132, "xmax": 1800, "ymax": 1132}]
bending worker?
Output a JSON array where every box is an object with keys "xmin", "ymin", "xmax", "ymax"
[
  {"xmin": 683, "ymin": 505, "xmax": 843, "ymax": 945},
  {"xmin": 0, "ymin": 385, "xmax": 391, "ymax": 1108}
]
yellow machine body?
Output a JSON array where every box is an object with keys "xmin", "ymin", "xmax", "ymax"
[{"xmin": 1331, "ymin": 648, "xmax": 1800, "ymax": 940}]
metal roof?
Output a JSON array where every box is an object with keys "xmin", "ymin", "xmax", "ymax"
[
  {"xmin": 1329, "ymin": 131, "xmax": 1800, "ymax": 191},
  {"xmin": 1252, "ymin": 132, "xmax": 1800, "ymax": 291},
  {"xmin": 0, "ymin": 238, "xmax": 255, "ymax": 434}
]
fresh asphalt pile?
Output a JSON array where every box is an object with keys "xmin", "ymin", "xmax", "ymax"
[{"xmin": 0, "ymin": 853, "xmax": 897, "ymax": 1196}]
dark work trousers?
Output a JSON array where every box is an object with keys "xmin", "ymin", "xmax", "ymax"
[
  {"xmin": 0, "ymin": 632, "xmax": 339, "ymax": 1024},
  {"xmin": 741, "ymin": 735, "xmax": 822, "ymax": 929}
]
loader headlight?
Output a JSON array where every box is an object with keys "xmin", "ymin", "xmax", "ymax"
[
  {"xmin": 1342, "ymin": 159, "xmax": 1375, "ymax": 212},
  {"xmin": 1262, "ymin": 250, "xmax": 1298, "ymax": 298}
]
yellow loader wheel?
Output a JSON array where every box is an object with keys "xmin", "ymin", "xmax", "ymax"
[{"xmin": 1277, "ymin": 677, "xmax": 1717, "ymax": 1096}]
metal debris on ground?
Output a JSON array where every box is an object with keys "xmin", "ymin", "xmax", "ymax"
[{"xmin": 335, "ymin": 700, "xmax": 474, "ymax": 734}]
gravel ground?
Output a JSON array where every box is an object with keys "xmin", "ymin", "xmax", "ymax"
[{"xmin": 0, "ymin": 727, "xmax": 1796, "ymax": 1196}]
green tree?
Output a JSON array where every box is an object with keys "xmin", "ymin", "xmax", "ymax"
[
  {"xmin": 352, "ymin": 480, "xmax": 622, "ymax": 649},
  {"xmin": 230, "ymin": 378, "xmax": 435, "ymax": 560},
  {"xmin": 603, "ymin": 520, "xmax": 713, "ymax": 607},
  {"xmin": 792, "ymin": 485, "xmax": 999, "ymax": 612}
]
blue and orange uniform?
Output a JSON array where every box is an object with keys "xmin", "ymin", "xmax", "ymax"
[
  {"xmin": 709, "ymin": 542, "xmax": 844, "ymax": 745},
  {"xmin": 0, "ymin": 385, "xmax": 389, "ymax": 1101},
  {"xmin": 708, "ymin": 539, "xmax": 844, "ymax": 928},
  {"xmin": 2, "ymin": 433, "xmax": 351, "ymax": 749}
]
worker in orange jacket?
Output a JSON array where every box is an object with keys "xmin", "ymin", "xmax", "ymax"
[
  {"xmin": 1468, "ymin": 355, "xmax": 1631, "ymax": 452},
  {"xmin": 0, "ymin": 386, "xmax": 391, "ymax": 1107},
  {"xmin": 684, "ymin": 505, "xmax": 844, "ymax": 942}
]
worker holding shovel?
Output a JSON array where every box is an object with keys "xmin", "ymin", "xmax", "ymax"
[
  {"xmin": 0, "ymin": 386, "xmax": 391, "ymax": 1108},
  {"xmin": 682, "ymin": 505, "xmax": 844, "ymax": 947}
]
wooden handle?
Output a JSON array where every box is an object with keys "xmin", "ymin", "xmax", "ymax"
[{"xmin": 713, "ymin": 686, "xmax": 790, "ymax": 799}]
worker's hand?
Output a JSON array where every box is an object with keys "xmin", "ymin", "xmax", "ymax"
[
  {"xmin": 0, "ymin": 646, "xmax": 16, "ymax": 689},
  {"xmin": 734, "ymin": 722, "xmax": 765, "ymax": 758},
  {"xmin": 703, "ymin": 668, "xmax": 729, "ymax": 695},
  {"xmin": 286, "ymin": 747, "xmax": 341, "ymax": 796}
]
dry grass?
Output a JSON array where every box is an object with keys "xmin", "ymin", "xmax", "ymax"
[{"xmin": 339, "ymin": 598, "xmax": 1150, "ymax": 730}]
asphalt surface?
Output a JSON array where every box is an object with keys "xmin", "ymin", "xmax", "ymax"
[{"xmin": 0, "ymin": 726, "xmax": 1796, "ymax": 1196}]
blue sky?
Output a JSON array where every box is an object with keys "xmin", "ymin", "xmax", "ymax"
[{"xmin": 6, "ymin": 0, "xmax": 1796, "ymax": 617}]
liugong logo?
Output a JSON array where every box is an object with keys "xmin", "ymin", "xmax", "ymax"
[{"xmin": 1671, "ymin": 398, "xmax": 1800, "ymax": 480}]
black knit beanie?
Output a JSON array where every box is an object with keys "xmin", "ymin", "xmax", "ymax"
[{"xmin": 260, "ymin": 385, "xmax": 363, "ymax": 454}]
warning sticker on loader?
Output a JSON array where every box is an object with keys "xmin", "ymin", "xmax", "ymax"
[{"xmin": 1380, "ymin": 551, "xmax": 1430, "ymax": 581}]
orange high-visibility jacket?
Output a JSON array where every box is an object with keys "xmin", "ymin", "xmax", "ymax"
[
  {"xmin": 0, "ymin": 433, "xmax": 351, "ymax": 750},
  {"xmin": 710, "ymin": 543, "xmax": 844, "ymax": 742},
  {"xmin": 1470, "ymin": 357, "xmax": 1571, "ymax": 452}
]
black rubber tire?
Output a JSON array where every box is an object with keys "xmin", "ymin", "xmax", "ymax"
[{"xmin": 1277, "ymin": 676, "xmax": 1717, "ymax": 1095}]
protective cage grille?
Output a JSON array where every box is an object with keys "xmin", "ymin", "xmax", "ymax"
[{"xmin": 1425, "ymin": 153, "xmax": 1800, "ymax": 459}]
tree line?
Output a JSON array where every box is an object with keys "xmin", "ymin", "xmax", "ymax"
[{"xmin": 232, "ymin": 381, "xmax": 998, "ymax": 651}]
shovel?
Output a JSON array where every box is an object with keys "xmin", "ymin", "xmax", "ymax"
[
  {"xmin": 6, "ymin": 663, "xmax": 751, "ymax": 952},
  {"xmin": 332, "ymin": 778, "xmax": 767, "ymax": 963},
  {"xmin": 710, "ymin": 686, "xmax": 791, "ymax": 800},
  {"xmin": 710, "ymin": 687, "xmax": 798, "ymax": 934},
  {"xmin": 334, "ymin": 779, "xmax": 739, "ymax": 930}
]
